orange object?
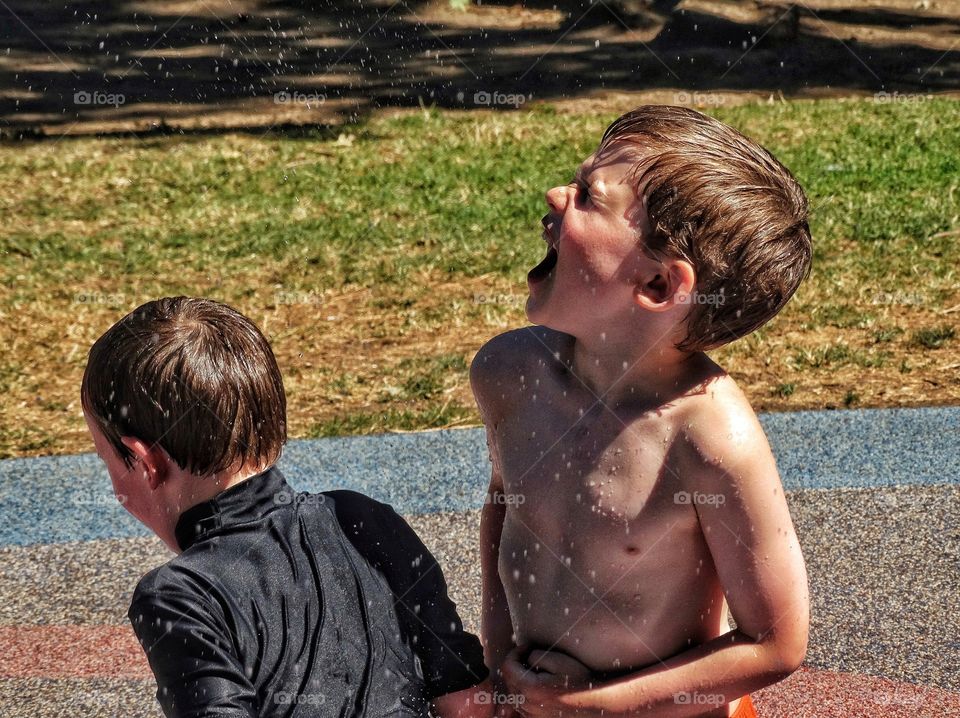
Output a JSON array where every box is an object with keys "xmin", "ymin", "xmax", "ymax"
[{"xmin": 732, "ymin": 695, "xmax": 758, "ymax": 718}]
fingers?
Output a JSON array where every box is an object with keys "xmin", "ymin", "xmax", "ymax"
[{"xmin": 527, "ymin": 649, "xmax": 593, "ymax": 680}]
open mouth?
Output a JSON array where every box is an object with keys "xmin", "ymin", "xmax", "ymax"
[{"xmin": 527, "ymin": 245, "xmax": 558, "ymax": 283}]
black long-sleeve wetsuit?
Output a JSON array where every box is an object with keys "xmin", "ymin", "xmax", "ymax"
[{"xmin": 128, "ymin": 466, "xmax": 487, "ymax": 718}]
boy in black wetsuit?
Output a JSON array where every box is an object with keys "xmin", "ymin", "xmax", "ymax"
[{"xmin": 81, "ymin": 296, "xmax": 490, "ymax": 718}]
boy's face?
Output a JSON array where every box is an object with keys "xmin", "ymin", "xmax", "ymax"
[
  {"xmin": 83, "ymin": 410, "xmax": 155, "ymax": 528},
  {"xmin": 526, "ymin": 140, "xmax": 657, "ymax": 335}
]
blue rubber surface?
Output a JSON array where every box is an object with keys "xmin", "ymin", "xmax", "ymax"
[{"xmin": 1, "ymin": 406, "xmax": 957, "ymax": 547}]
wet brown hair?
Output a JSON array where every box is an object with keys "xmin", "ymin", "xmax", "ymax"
[
  {"xmin": 600, "ymin": 105, "xmax": 812, "ymax": 352},
  {"xmin": 81, "ymin": 297, "xmax": 286, "ymax": 476}
]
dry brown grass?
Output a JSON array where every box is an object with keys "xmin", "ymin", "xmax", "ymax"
[{"xmin": 2, "ymin": 259, "xmax": 957, "ymax": 459}]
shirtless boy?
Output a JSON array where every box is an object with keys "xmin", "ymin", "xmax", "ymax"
[{"xmin": 471, "ymin": 106, "xmax": 811, "ymax": 717}]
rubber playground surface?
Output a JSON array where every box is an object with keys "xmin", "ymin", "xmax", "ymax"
[{"xmin": 1, "ymin": 406, "xmax": 958, "ymax": 717}]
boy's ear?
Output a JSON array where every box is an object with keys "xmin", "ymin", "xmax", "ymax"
[
  {"xmin": 119, "ymin": 436, "xmax": 169, "ymax": 490},
  {"xmin": 633, "ymin": 258, "xmax": 696, "ymax": 312}
]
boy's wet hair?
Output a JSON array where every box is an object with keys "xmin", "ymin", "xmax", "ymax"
[
  {"xmin": 81, "ymin": 297, "xmax": 286, "ymax": 476},
  {"xmin": 601, "ymin": 105, "xmax": 812, "ymax": 352}
]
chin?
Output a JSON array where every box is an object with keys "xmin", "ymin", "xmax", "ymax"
[
  {"xmin": 524, "ymin": 293, "xmax": 552, "ymax": 327},
  {"xmin": 525, "ymin": 298, "xmax": 569, "ymax": 334},
  {"xmin": 524, "ymin": 296, "xmax": 541, "ymax": 324}
]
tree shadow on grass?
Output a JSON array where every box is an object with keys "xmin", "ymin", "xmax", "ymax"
[{"xmin": 0, "ymin": 0, "xmax": 958, "ymax": 139}]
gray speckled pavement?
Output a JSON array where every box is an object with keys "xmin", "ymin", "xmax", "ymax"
[{"xmin": 1, "ymin": 407, "xmax": 959, "ymax": 716}]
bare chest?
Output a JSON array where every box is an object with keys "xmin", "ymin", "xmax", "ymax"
[{"xmin": 494, "ymin": 399, "xmax": 686, "ymax": 536}]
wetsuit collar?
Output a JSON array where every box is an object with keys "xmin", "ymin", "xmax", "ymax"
[{"xmin": 174, "ymin": 465, "xmax": 293, "ymax": 552}]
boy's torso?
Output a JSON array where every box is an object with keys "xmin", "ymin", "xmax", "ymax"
[{"xmin": 488, "ymin": 328, "xmax": 738, "ymax": 674}]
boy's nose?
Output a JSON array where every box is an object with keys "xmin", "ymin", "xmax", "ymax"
[{"xmin": 545, "ymin": 185, "xmax": 569, "ymax": 213}]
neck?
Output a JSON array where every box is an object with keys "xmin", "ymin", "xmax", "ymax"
[
  {"xmin": 569, "ymin": 327, "xmax": 695, "ymax": 408},
  {"xmin": 155, "ymin": 463, "xmax": 268, "ymax": 553}
]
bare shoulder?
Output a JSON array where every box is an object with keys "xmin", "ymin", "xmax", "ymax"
[
  {"xmin": 470, "ymin": 326, "xmax": 567, "ymax": 419},
  {"xmin": 675, "ymin": 368, "xmax": 775, "ymax": 478}
]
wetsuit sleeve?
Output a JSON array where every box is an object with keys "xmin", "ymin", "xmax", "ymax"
[
  {"xmin": 129, "ymin": 581, "xmax": 257, "ymax": 718},
  {"xmin": 328, "ymin": 490, "xmax": 489, "ymax": 698}
]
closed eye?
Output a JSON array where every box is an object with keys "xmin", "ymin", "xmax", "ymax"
[{"xmin": 570, "ymin": 181, "xmax": 591, "ymax": 205}]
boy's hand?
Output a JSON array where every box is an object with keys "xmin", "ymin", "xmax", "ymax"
[
  {"xmin": 526, "ymin": 648, "xmax": 592, "ymax": 683},
  {"xmin": 501, "ymin": 645, "xmax": 596, "ymax": 718}
]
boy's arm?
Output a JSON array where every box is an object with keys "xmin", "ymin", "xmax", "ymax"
[
  {"xmin": 129, "ymin": 584, "xmax": 257, "ymax": 718},
  {"xmin": 470, "ymin": 341, "xmax": 517, "ymax": 690},
  {"xmin": 480, "ymin": 459, "xmax": 514, "ymax": 687},
  {"xmin": 328, "ymin": 490, "xmax": 490, "ymax": 713},
  {"xmin": 501, "ymin": 406, "xmax": 809, "ymax": 718}
]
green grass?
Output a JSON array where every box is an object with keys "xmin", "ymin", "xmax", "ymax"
[
  {"xmin": 2, "ymin": 97, "xmax": 960, "ymax": 454},
  {"xmin": 911, "ymin": 326, "xmax": 956, "ymax": 349},
  {"xmin": 4, "ymin": 100, "xmax": 960, "ymax": 303},
  {"xmin": 793, "ymin": 345, "xmax": 892, "ymax": 369},
  {"xmin": 774, "ymin": 382, "xmax": 796, "ymax": 398},
  {"xmin": 399, "ymin": 354, "xmax": 469, "ymax": 401},
  {"xmin": 308, "ymin": 404, "xmax": 476, "ymax": 438},
  {"xmin": 871, "ymin": 327, "xmax": 904, "ymax": 344}
]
